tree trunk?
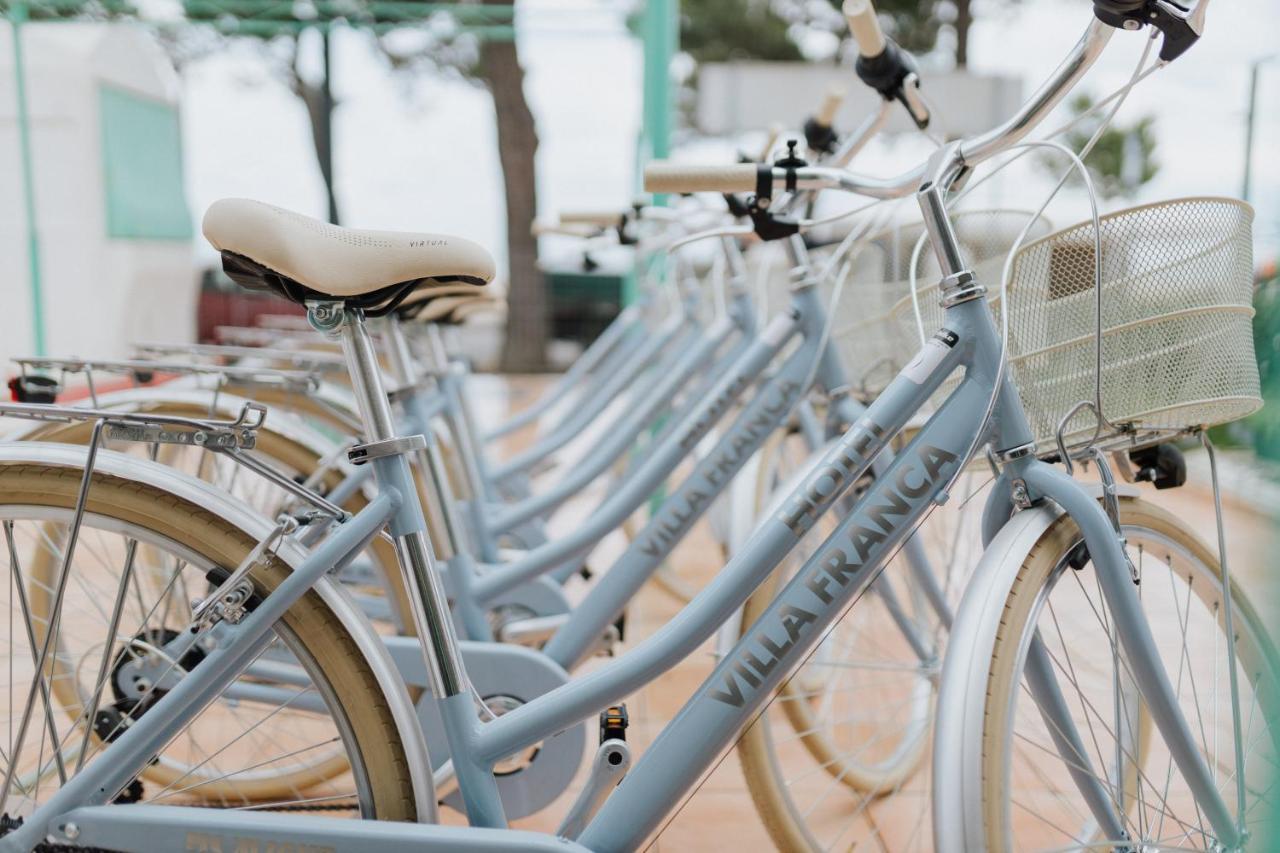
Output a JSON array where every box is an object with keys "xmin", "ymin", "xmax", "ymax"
[
  {"xmin": 479, "ymin": 13, "xmax": 548, "ymax": 372},
  {"xmin": 954, "ymin": 0, "xmax": 972, "ymax": 68},
  {"xmin": 294, "ymin": 29, "xmax": 340, "ymax": 224}
]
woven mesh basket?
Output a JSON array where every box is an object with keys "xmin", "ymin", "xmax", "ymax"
[{"xmin": 1000, "ymin": 197, "xmax": 1260, "ymax": 453}]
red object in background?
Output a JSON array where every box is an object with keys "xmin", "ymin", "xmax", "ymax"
[
  {"xmin": 7, "ymin": 370, "xmax": 172, "ymax": 404},
  {"xmin": 5, "ymin": 267, "xmax": 304, "ymax": 407},
  {"xmin": 197, "ymin": 267, "xmax": 303, "ymax": 342}
]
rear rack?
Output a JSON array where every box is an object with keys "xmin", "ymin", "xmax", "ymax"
[
  {"xmin": 214, "ymin": 325, "xmax": 330, "ymax": 347},
  {"xmin": 131, "ymin": 341, "xmax": 348, "ymax": 371},
  {"xmin": 12, "ymin": 356, "xmax": 325, "ymax": 398},
  {"xmin": 0, "ymin": 399, "xmax": 348, "ymax": 522},
  {"xmin": 0, "ymin": 399, "xmax": 266, "ymax": 450}
]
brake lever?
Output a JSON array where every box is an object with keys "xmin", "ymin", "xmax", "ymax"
[
  {"xmin": 1093, "ymin": 0, "xmax": 1208, "ymax": 62},
  {"xmin": 744, "ymin": 142, "xmax": 805, "ymax": 242},
  {"xmin": 854, "ymin": 38, "xmax": 931, "ymax": 130}
]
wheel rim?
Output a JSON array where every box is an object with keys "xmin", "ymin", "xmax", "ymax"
[
  {"xmin": 985, "ymin": 513, "xmax": 1280, "ymax": 850},
  {"xmin": 0, "ymin": 503, "xmax": 378, "ymax": 817}
]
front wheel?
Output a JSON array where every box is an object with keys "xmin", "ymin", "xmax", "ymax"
[{"xmin": 974, "ymin": 497, "xmax": 1280, "ymax": 851}]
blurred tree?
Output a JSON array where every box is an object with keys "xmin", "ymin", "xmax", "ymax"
[
  {"xmin": 680, "ymin": 0, "xmax": 803, "ymax": 63},
  {"xmin": 1213, "ymin": 264, "xmax": 1280, "ymax": 458},
  {"xmin": 165, "ymin": 12, "xmax": 345, "ymax": 223},
  {"xmin": 1044, "ymin": 93, "xmax": 1159, "ymax": 200},
  {"xmin": 376, "ymin": 7, "xmax": 548, "ymax": 371},
  {"xmin": 1253, "ymin": 265, "xmax": 1280, "ymax": 461},
  {"xmin": 295, "ymin": 31, "xmax": 340, "ymax": 226},
  {"xmin": 476, "ymin": 2, "xmax": 547, "ymax": 370},
  {"xmin": 680, "ymin": 0, "xmax": 1016, "ymax": 68}
]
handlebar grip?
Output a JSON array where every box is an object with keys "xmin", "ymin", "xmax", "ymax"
[
  {"xmin": 531, "ymin": 221, "xmax": 596, "ymax": 237},
  {"xmin": 557, "ymin": 211, "xmax": 627, "ymax": 228},
  {"xmin": 756, "ymin": 124, "xmax": 783, "ymax": 162},
  {"xmin": 643, "ymin": 163, "xmax": 761, "ymax": 195},
  {"xmin": 843, "ymin": 0, "xmax": 887, "ymax": 58},
  {"xmin": 814, "ymin": 86, "xmax": 846, "ymax": 129}
]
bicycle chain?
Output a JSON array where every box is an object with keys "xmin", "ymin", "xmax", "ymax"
[{"xmin": 179, "ymin": 798, "xmax": 362, "ymax": 813}]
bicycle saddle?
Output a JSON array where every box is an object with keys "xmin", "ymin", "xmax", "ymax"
[
  {"xmin": 391, "ymin": 283, "xmax": 498, "ymax": 320},
  {"xmin": 202, "ymin": 198, "xmax": 495, "ymax": 311},
  {"xmin": 413, "ymin": 293, "xmax": 506, "ymax": 325}
]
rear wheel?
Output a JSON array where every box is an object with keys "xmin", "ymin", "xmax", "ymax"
[
  {"xmin": 23, "ymin": 408, "xmax": 416, "ymax": 633},
  {"xmin": 0, "ymin": 462, "xmax": 417, "ymax": 820}
]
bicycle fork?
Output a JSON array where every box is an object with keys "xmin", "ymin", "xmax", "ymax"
[{"xmin": 1011, "ymin": 456, "xmax": 1243, "ymax": 849}]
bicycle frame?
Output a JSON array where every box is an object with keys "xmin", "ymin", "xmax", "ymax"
[
  {"xmin": 436, "ymin": 290, "xmax": 754, "ymax": 552},
  {"xmin": 483, "ymin": 297, "xmax": 650, "ymax": 443},
  {"xmin": 407, "ymin": 235, "xmax": 946, "ymax": 676},
  {"xmin": 479, "ymin": 277, "xmax": 704, "ymax": 491}
]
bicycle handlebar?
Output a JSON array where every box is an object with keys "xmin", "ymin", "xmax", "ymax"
[
  {"xmin": 843, "ymin": 0, "xmax": 887, "ymax": 59},
  {"xmin": 644, "ymin": 163, "xmax": 761, "ymax": 195},
  {"xmin": 531, "ymin": 220, "xmax": 599, "ymax": 237},
  {"xmin": 643, "ymin": 17, "xmax": 1115, "ymax": 200},
  {"xmin": 813, "ymin": 86, "xmax": 846, "ymax": 129},
  {"xmin": 558, "ymin": 211, "xmax": 628, "ymax": 228}
]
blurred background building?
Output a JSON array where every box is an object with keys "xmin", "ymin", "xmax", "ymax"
[{"xmin": 0, "ymin": 0, "xmax": 1275, "ymax": 374}]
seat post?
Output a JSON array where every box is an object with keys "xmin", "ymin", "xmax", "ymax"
[{"xmin": 311, "ymin": 301, "xmax": 469, "ymax": 701}]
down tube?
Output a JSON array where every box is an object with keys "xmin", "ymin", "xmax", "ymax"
[
  {"xmin": 542, "ymin": 331, "xmax": 822, "ymax": 670},
  {"xmin": 579, "ymin": 376, "xmax": 992, "ymax": 852}
]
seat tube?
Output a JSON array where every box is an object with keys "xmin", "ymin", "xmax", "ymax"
[
  {"xmin": 322, "ymin": 304, "xmax": 469, "ymax": 701},
  {"xmin": 386, "ymin": 319, "xmax": 471, "ymax": 557},
  {"xmin": 427, "ymin": 324, "xmax": 496, "ymax": 501}
]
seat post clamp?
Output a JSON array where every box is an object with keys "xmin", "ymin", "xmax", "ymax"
[
  {"xmin": 347, "ymin": 434, "xmax": 428, "ymax": 466},
  {"xmin": 939, "ymin": 270, "xmax": 984, "ymax": 307},
  {"xmin": 306, "ymin": 301, "xmax": 348, "ymax": 334}
]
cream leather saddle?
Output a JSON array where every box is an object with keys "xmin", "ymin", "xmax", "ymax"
[
  {"xmin": 202, "ymin": 198, "xmax": 495, "ymax": 311},
  {"xmin": 393, "ymin": 283, "xmax": 506, "ymax": 324}
]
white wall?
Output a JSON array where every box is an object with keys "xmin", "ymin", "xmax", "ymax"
[{"xmin": 0, "ymin": 23, "xmax": 195, "ymax": 369}]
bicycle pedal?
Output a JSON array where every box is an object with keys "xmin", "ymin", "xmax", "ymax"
[
  {"xmin": 557, "ymin": 726, "xmax": 632, "ymax": 840},
  {"xmin": 599, "ymin": 703, "xmax": 628, "ymax": 744}
]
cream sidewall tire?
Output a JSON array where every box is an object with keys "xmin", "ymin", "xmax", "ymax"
[{"xmin": 4, "ymin": 462, "xmax": 418, "ymax": 818}]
